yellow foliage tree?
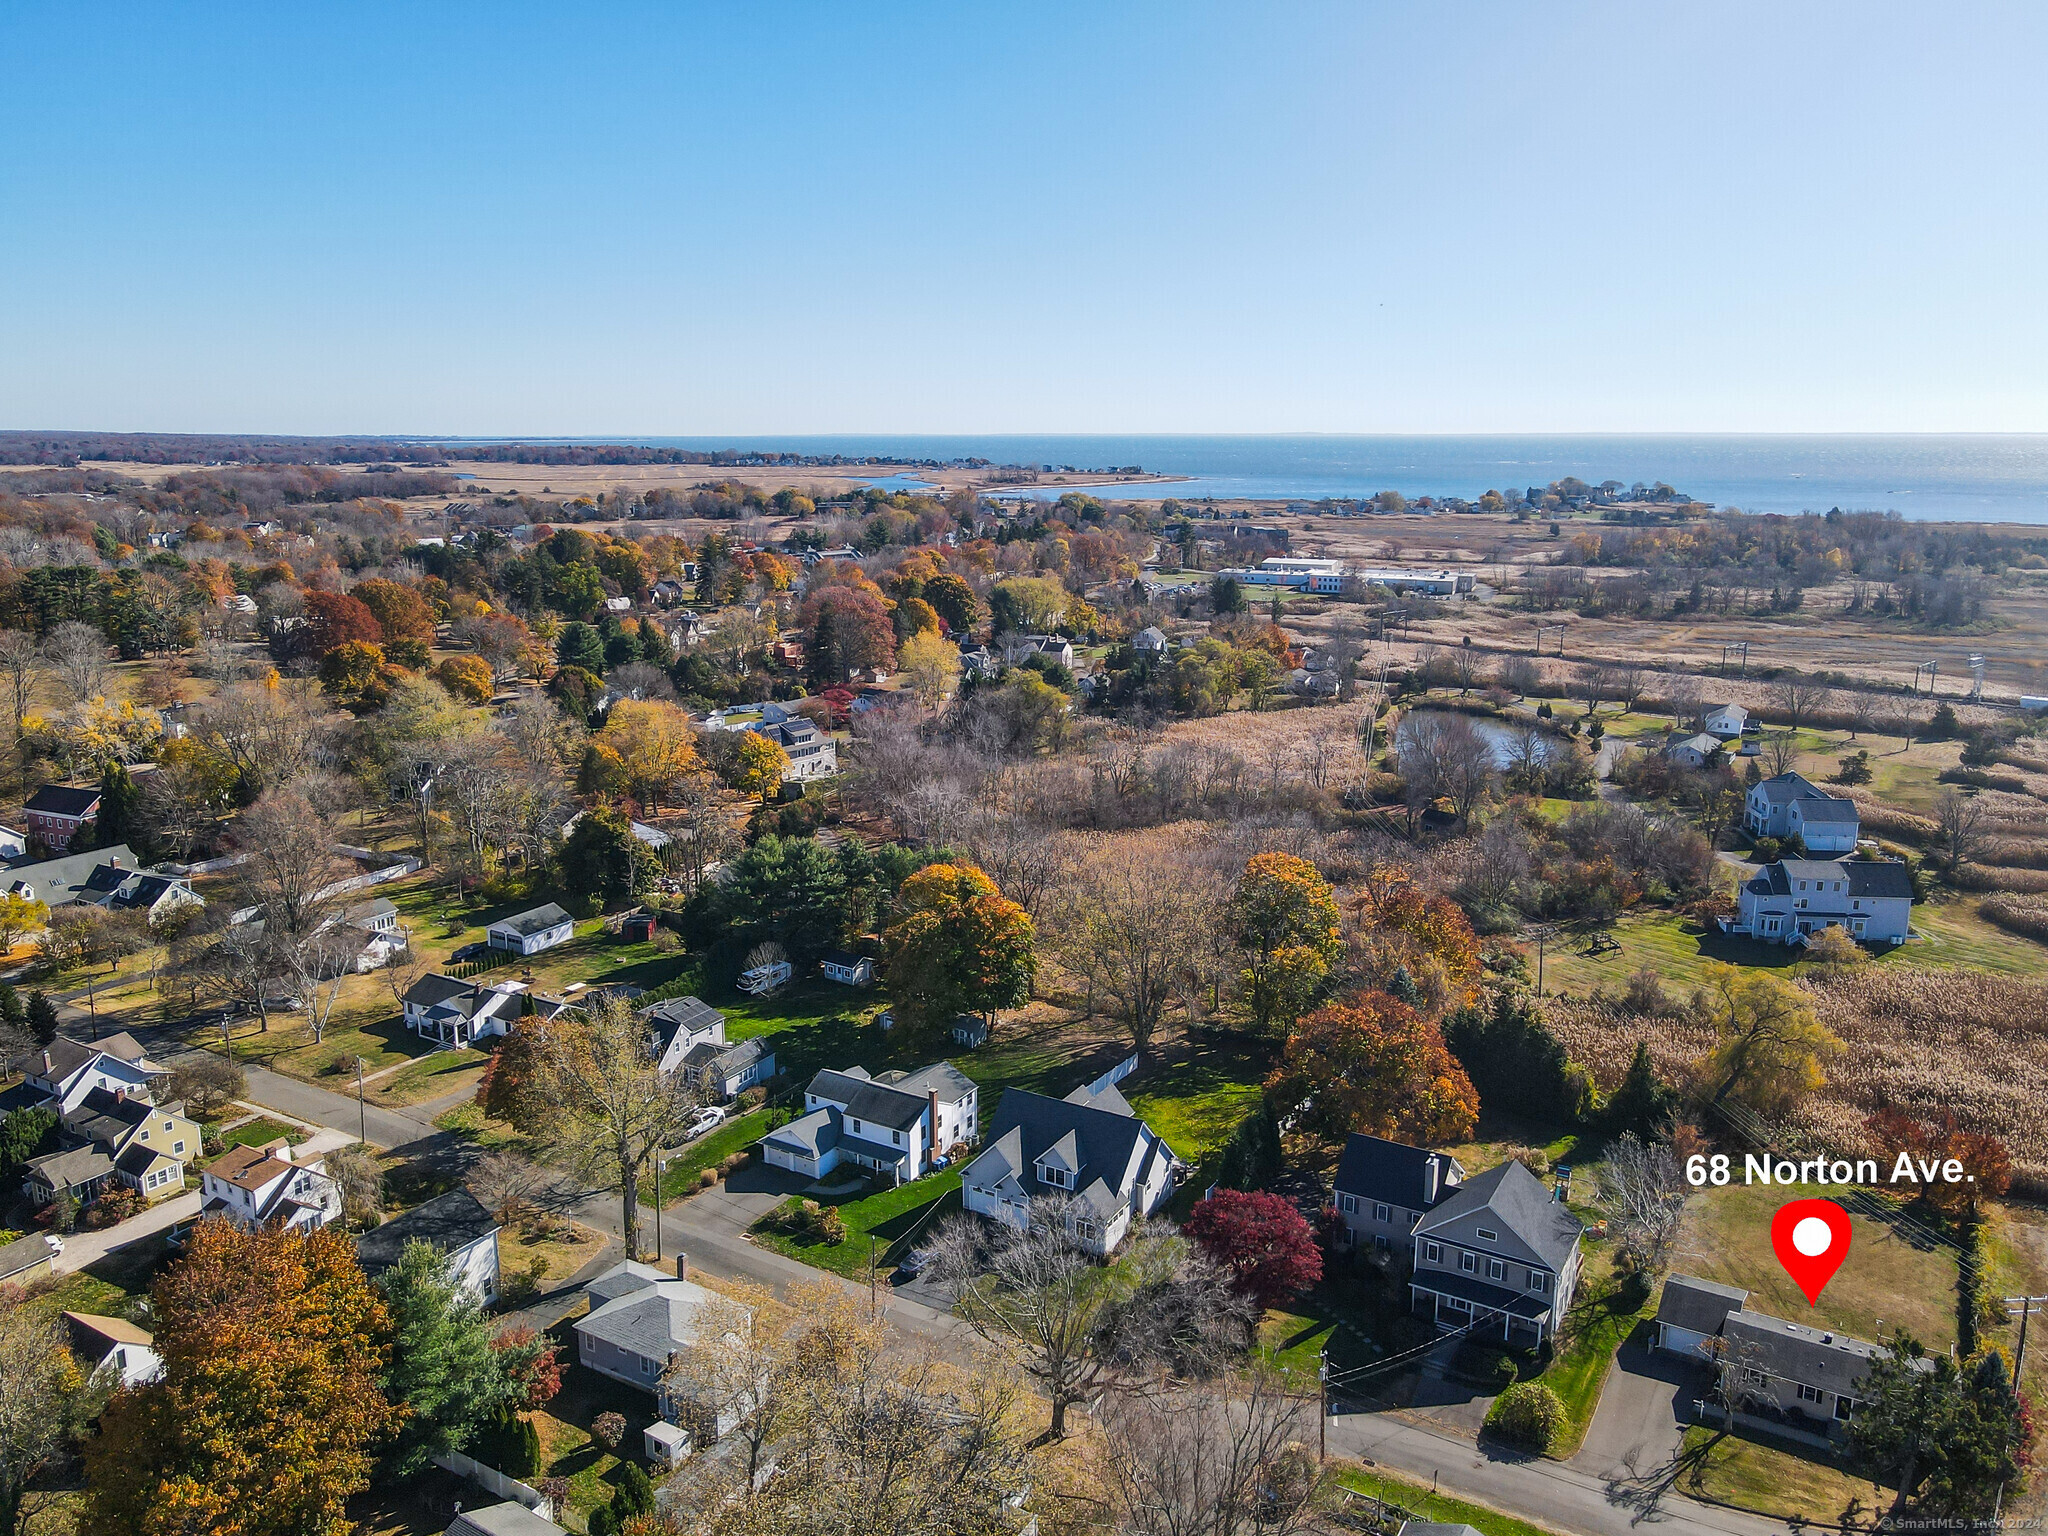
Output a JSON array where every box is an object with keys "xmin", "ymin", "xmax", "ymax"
[
  {"xmin": 897, "ymin": 630, "xmax": 961, "ymax": 711},
  {"xmin": 599, "ymin": 699, "xmax": 700, "ymax": 812},
  {"xmin": 434, "ymin": 654, "xmax": 494, "ymax": 703},
  {"xmin": 730, "ymin": 730, "xmax": 791, "ymax": 803},
  {"xmin": 1694, "ymin": 961, "xmax": 1843, "ymax": 1114}
]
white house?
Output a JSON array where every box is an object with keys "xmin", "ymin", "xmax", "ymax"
[
  {"xmin": 818, "ymin": 950, "xmax": 873, "ymax": 986},
  {"xmin": 761, "ymin": 1061, "xmax": 978, "ymax": 1184},
  {"xmin": 1665, "ymin": 732, "xmax": 1724, "ymax": 770},
  {"xmin": 78, "ymin": 864, "xmax": 203, "ymax": 924},
  {"xmin": 486, "ymin": 902, "xmax": 575, "ymax": 955},
  {"xmin": 1745, "ymin": 772, "xmax": 1861, "ymax": 852},
  {"xmin": 1132, "ymin": 626, "xmax": 1170, "ymax": 660},
  {"xmin": 746, "ymin": 716, "xmax": 837, "ymax": 780},
  {"xmin": 355, "ymin": 1188, "xmax": 501, "ymax": 1305},
  {"xmin": 959, "ymin": 1081, "xmax": 1178, "ymax": 1256},
  {"xmin": 1703, "ymin": 703, "xmax": 1749, "ymax": 739},
  {"xmin": 10, "ymin": 1033, "xmax": 160, "ymax": 1115},
  {"xmin": 640, "ymin": 995, "xmax": 727, "ymax": 1075},
  {"xmin": 1727, "ymin": 857, "xmax": 1914, "ymax": 947},
  {"xmin": 190, "ymin": 1142, "xmax": 342, "ymax": 1236},
  {"xmin": 401, "ymin": 974, "xmax": 529, "ymax": 1049},
  {"xmin": 63, "ymin": 1312, "xmax": 162, "ymax": 1388},
  {"xmin": 1406, "ymin": 1158, "xmax": 1584, "ymax": 1348},
  {"xmin": 1007, "ymin": 635, "xmax": 1075, "ymax": 669}
]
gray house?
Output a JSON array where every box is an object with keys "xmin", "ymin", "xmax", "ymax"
[
  {"xmin": 1728, "ymin": 857, "xmax": 1914, "ymax": 947},
  {"xmin": 1408, "ymin": 1158, "xmax": 1584, "ymax": 1347},
  {"xmin": 1329, "ymin": 1133, "xmax": 1466, "ymax": 1262},
  {"xmin": 679, "ymin": 1036, "xmax": 775, "ymax": 1102},
  {"xmin": 1745, "ymin": 771, "xmax": 1860, "ymax": 852}
]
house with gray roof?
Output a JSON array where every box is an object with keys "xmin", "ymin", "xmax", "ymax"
[
  {"xmin": 639, "ymin": 995, "xmax": 726, "ymax": 1075},
  {"xmin": 1408, "ymin": 1157, "xmax": 1584, "ymax": 1347},
  {"xmin": 1664, "ymin": 732, "xmax": 1725, "ymax": 770},
  {"xmin": 1745, "ymin": 771, "xmax": 1860, "ymax": 851},
  {"xmin": 78, "ymin": 863, "xmax": 202, "ymax": 922},
  {"xmin": 446, "ymin": 1502, "xmax": 567, "ymax": 1536},
  {"xmin": 1652, "ymin": 1273, "xmax": 1926, "ymax": 1438},
  {"xmin": 485, "ymin": 902, "xmax": 575, "ymax": 956},
  {"xmin": 1, "ymin": 843, "xmax": 138, "ymax": 909},
  {"xmin": 761, "ymin": 1061, "xmax": 978, "ymax": 1184},
  {"xmin": 680, "ymin": 1036, "xmax": 775, "ymax": 1102},
  {"xmin": 1329, "ymin": 1132, "xmax": 1466, "ymax": 1262},
  {"xmin": 0, "ymin": 1233, "xmax": 60, "ymax": 1286},
  {"xmin": 572, "ymin": 1260, "xmax": 752, "ymax": 1439},
  {"xmin": 401, "ymin": 974, "xmax": 529, "ymax": 1049},
  {"xmin": 23, "ymin": 784, "xmax": 102, "ymax": 851},
  {"xmin": 10, "ymin": 1032, "xmax": 159, "ymax": 1114},
  {"xmin": 1728, "ymin": 856, "xmax": 1913, "ymax": 947},
  {"xmin": 960, "ymin": 1083, "xmax": 1178, "ymax": 1256}
]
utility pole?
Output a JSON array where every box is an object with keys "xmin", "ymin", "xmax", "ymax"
[
  {"xmin": 868, "ymin": 1236, "xmax": 879, "ymax": 1320},
  {"xmin": 654, "ymin": 1154, "xmax": 666, "ymax": 1263},
  {"xmin": 1318, "ymin": 1347, "xmax": 1328, "ymax": 1461},
  {"xmin": 2006, "ymin": 1295, "xmax": 2048, "ymax": 1377},
  {"xmin": 355, "ymin": 1056, "xmax": 366, "ymax": 1145}
]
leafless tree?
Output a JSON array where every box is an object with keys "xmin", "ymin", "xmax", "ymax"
[
  {"xmin": 423, "ymin": 728, "xmax": 524, "ymax": 889},
  {"xmin": 325, "ymin": 1142, "xmax": 383, "ymax": 1224},
  {"xmin": 1502, "ymin": 722, "xmax": 1552, "ymax": 795},
  {"xmin": 1768, "ymin": 674, "xmax": 1836, "ymax": 731},
  {"xmin": 1845, "ymin": 687, "xmax": 1882, "ymax": 742},
  {"xmin": 1451, "ymin": 644, "xmax": 1482, "ymax": 695},
  {"xmin": 497, "ymin": 694, "xmax": 583, "ymax": 779},
  {"xmin": 1459, "ymin": 816, "xmax": 1535, "ymax": 914},
  {"xmin": 1932, "ymin": 787, "xmax": 1990, "ymax": 871},
  {"xmin": 164, "ymin": 1055, "xmax": 246, "ymax": 1120},
  {"xmin": 44, "ymin": 621, "xmax": 109, "ymax": 704},
  {"xmin": 0, "ymin": 630, "xmax": 42, "ymax": 737},
  {"xmin": 1599, "ymin": 1133, "xmax": 1688, "ymax": 1277},
  {"xmin": 1395, "ymin": 708, "xmax": 1495, "ymax": 827},
  {"xmin": 136, "ymin": 749, "xmax": 233, "ymax": 864},
  {"xmin": 1055, "ymin": 845, "xmax": 1215, "ymax": 1055},
  {"xmin": 928, "ymin": 1197, "xmax": 1132, "ymax": 1438},
  {"xmin": 1097, "ymin": 1369, "xmax": 1333, "ymax": 1536},
  {"xmin": 1498, "ymin": 654, "xmax": 1541, "ymax": 698},
  {"xmin": 1761, "ymin": 731, "xmax": 1800, "ymax": 779},
  {"xmin": 200, "ymin": 678, "xmax": 332, "ymax": 793},
  {"xmin": 232, "ymin": 789, "xmax": 349, "ymax": 940},
  {"xmin": 1299, "ymin": 717, "xmax": 1349, "ymax": 791},
  {"xmin": 664, "ymin": 771, "xmax": 739, "ymax": 894},
  {"xmin": 1612, "ymin": 659, "xmax": 1651, "ymax": 713},
  {"xmin": 526, "ymin": 994, "xmax": 702, "ymax": 1256},
  {"xmin": 467, "ymin": 1150, "xmax": 542, "ymax": 1226},
  {"xmin": 607, "ymin": 660, "xmax": 674, "ymax": 701},
  {"xmin": 0, "ymin": 1304, "xmax": 107, "ymax": 1536},
  {"xmin": 1666, "ymin": 670, "xmax": 1706, "ymax": 732},
  {"xmin": 1574, "ymin": 661, "xmax": 1613, "ymax": 716}
]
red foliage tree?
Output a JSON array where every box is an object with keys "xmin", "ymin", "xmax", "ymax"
[
  {"xmin": 299, "ymin": 589, "xmax": 383, "ymax": 659},
  {"xmin": 1865, "ymin": 1108, "xmax": 2012, "ymax": 1220},
  {"xmin": 800, "ymin": 585, "xmax": 896, "ymax": 685},
  {"xmin": 1182, "ymin": 1188, "xmax": 1323, "ymax": 1307},
  {"xmin": 490, "ymin": 1324, "xmax": 563, "ymax": 1409}
]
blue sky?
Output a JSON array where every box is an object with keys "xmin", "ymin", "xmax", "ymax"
[{"xmin": 2, "ymin": 2, "xmax": 2043, "ymax": 435}]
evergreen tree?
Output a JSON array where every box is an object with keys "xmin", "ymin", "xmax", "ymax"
[
  {"xmin": 1443, "ymin": 991, "xmax": 1581, "ymax": 1124},
  {"xmin": 25, "ymin": 990, "xmax": 58, "ymax": 1045},
  {"xmin": 1743, "ymin": 758, "xmax": 1762, "ymax": 787},
  {"xmin": 0, "ymin": 982, "xmax": 24, "ymax": 1031},
  {"xmin": 1603, "ymin": 1042, "xmax": 1676, "ymax": 1138},
  {"xmin": 1216, "ymin": 1102, "xmax": 1283, "ymax": 1191},
  {"xmin": 1385, "ymin": 964, "xmax": 1422, "ymax": 1008},
  {"xmin": 378, "ymin": 1238, "xmax": 519, "ymax": 1475},
  {"xmin": 612, "ymin": 1460, "xmax": 654, "ymax": 1519},
  {"xmin": 94, "ymin": 762, "xmax": 140, "ymax": 851}
]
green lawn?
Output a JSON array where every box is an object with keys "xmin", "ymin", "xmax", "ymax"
[
  {"xmin": 750, "ymin": 1170, "xmax": 962, "ymax": 1280},
  {"xmin": 365, "ymin": 1047, "xmax": 487, "ymax": 1109},
  {"xmin": 1124, "ymin": 1033, "xmax": 1272, "ymax": 1163},
  {"xmin": 1331, "ymin": 1465, "xmax": 1560, "ymax": 1536},
  {"xmin": 530, "ymin": 1354, "xmax": 657, "ymax": 1533},
  {"xmin": 217, "ymin": 1115, "xmax": 306, "ymax": 1151},
  {"xmin": 1676, "ymin": 1425, "xmax": 1888, "ymax": 1524},
  {"xmin": 1673, "ymin": 1181, "xmax": 1959, "ymax": 1349}
]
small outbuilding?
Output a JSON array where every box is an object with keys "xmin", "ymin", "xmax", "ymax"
[{"xmin": 486, "ymin": 903, "xmax": 575, "ymax": 956}]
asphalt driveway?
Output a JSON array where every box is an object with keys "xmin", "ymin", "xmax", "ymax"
[{"xmin": 1571, "ymin": 1335, "xmax": 1698, "ymax": 1483}]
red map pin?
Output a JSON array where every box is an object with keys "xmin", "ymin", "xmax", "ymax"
[{"xmin": 1770, "ymin": 1197, "xmax": 1853, "ymax": 1305}]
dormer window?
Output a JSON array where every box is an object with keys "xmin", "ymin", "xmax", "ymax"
[{"xmin": 1039, "ymin": 1164, "xmax": 1071, "ymax": 1190}]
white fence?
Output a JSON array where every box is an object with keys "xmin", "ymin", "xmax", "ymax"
[
  {"xmin": 433, "ymin": 1450, "xmax": 557, "ymax": 1521},
  {"xmin": 1084, "ymin": 1054, "xmax": 1139, "ymax": 1097}
]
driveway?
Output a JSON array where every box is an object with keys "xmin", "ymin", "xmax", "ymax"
[{"xmin": 1571, "ymin": 1337, "xmax": 1695, "ymax": 1484}]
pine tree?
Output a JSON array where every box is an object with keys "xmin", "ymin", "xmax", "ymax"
[
  {"xmin": 25, "ymin": 991, "xmax": 58, "ymax": 1046},
  {"xmin": 1604, "ymin": 1041, "xmax": 1676, "ymax": 1138},
  {"xmin": 613, "ymin": 1460, "xmax": 654, "ymax": 1518},
  {"xmin": 1385, "ymin": 964, "xmax": 1422, "ymax": 1007},
  {"xmin": 0, "ymin": 982, "xmax": 23, "ymax": 1031},
  {"xmin": 94, "ymin": 762, "xmax": 140, "ymax": 851},
  {"xmin": 1743, "ymin": 758, "xmax": 1762, "ymax": 787}
]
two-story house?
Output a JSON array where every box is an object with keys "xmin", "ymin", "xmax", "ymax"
[
  {"xmin": 23, "ymin": 784, "xmax": 101, "ymax": 851},
  {"xmin": 401, "ymin": 974, "xmax": 530, "ymax": 1049},
  {"xmin": 960, "ymin": 1081, "xmax": 1178, "ymax": 1256},
  {"xmin": 640, "ymin": 995, "xmax": 727, "ymax": 1075},
  {"xmin": 1406, "ymin": 1158, "xmax": 1584, "ymax": 1348},
  {"xmin": 1, "ymin": 844, "xmax": 140, "ymax": 911},
  {"xmin": 573, "ymin": 1259, "xmax": 754, "ymax": 1442},
  {"xmin": 1744, "ymin": 771, "xmax": 1860, "ymax": 852},
  {"xmin": 760, "ymin": 1061, "xmax": 978, "ymax": 1184},
  {"xmin": 9, "ymin": 1033, "xmax": 160, "ymax": 1114},
  {"xmin": 1727, "ymin": 857, "xmax": 1914, "ymax": 947},
  {"xmin": 77, "ymin": 863, "xmax": 204, "ymax": 924},
  {"xmin": 746, "ymin": 716, "xmax": 837, "ymax": 781},
  {"xmin": 1702, "ymin": 703, "xmax": 1749, "ymax": 739},
  {"xmin": 1328, "ymin": 1133, "xmax": 1467, "ymax": 1262},
  {"xmin": 188, "ymin": 1141, "xmax": 342, "ymax": 1235},
  {"xmin": 56, "ymin": 1087, "xmax": 200, "ymax": 1204},
  {"xmin": 678, "ymin": 1036, "xmax": 775, "ymax": 1102}
]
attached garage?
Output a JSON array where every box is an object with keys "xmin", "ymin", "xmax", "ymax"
[{"xmin": 1654, "ymin": 1274, "xmax": 1750, "ymax": 1360}]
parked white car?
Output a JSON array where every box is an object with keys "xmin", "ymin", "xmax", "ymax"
[{"xmin": 684, "ymin": 1105, "xmax": 726, "ymax": 1140}]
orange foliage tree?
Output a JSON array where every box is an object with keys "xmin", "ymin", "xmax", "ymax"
[
  {"xmin": 1227, "ymin": 852, "xmax": 1342, "ymax": 1036},
  {"xmin": 83, "ymin": 1220, "xmax": 395, "ymax": 1536},
  {"xmin": 435, "ymin": 654, "xmax": 495, "ymax": 703},
  {"xmin": 1265, "ymin": 991, "xmax": 1480, "ymax": 1147},
  {"xmin": 883, "ymin": 863, "xmax": 1035, "ymax": 1042},
  {"xmin": 1349, "ymin": 862, "xmax": 1481, "ymax": 1014}
]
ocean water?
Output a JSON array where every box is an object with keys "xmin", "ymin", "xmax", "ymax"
[{"xmin": 521, "ymin": 434, "xmax": 2048, "ymax": 525}]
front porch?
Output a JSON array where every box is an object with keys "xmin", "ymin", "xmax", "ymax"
[{"xmin": 1410, "ymin": 1271, "xmax": 1554, "ymax": 1348}]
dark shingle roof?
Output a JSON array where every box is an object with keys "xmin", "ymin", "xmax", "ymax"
[
  {"xmin": 1750, "ymin": 858, "xmax": 1912, "ymax": 900},
  {"xmin": 971, "ymin": 1087, "xmax": 1167, "ymax": 1212},
  {"xmin": 640, "ymin": 995, "xmax": 724, "ymax": 1047},
  {"xmin": 1656, "ymin": 1274, "xmax": 1749, "ymax": 1336},
  {"xmin": 1794, "ymin": 797, "xmax": 1859, "ymax": 823},
  {"xmin": 2, "ymin": 845, "xmax": 139, "ymax": 905},
  {"xmin": 355, "ymin": 1189, "xmax": 500, "ymax": 1279},
  {"xmin": 1753, "ymin": 771, "xmax": 1824, "ymax": 804},
  {"xmin": 1333, "ymin": 1134, "xmax": 1463, "ymax": 1213},
  {"xmin": 807, "ymin": 1068, "xmax": 926, "ymax": 1131},
  {"xmin": 1414, "ymin": 1159, "xmax": 1582, "ymax": 1272},
  {"xmin": 25, "ymin": 785, "xmax": 101, "ymax": 818},
  {"xmin": 404, "ymin": 974, "xmax": 483, "ymax": 1011},
  {"xmin": 490, "ymin": 903, "xmax": 573, "ymax": 937},
  {"xmin": 1723, "ymin": 1310, "xmax": 1918, "ymax": 1398}
]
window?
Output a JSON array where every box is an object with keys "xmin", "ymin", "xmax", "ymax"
[
  {"xmin": 851, "ymin": 1118, "xmax": 861, "ymax": 1132},
  {"xmin": 1374, "ymin": 1202, "xmax": 1390, "ymax": 1222},
  {"xmin": 1487, "ymin": 1259, "xmax": 1505, "ymax": 1281},
  {"xmin": 1529, "ymin": 1272, "xmax": 1547, "ymax": 1294},
  {"xmin": 642, "ymin": 1357, "xmax": 655, "ymax": 1377},
  {"xmin": 1423, "ymin": 1242, "xmax": 1441, "ymax": 1263},
  {"xmin": 1835, "ymin": 1395, "xmax": 1856, "ymax": 1421},
  {"xmin": 1461, "ymin": 1251, "xmax": 1477, "ymax": 1273},
  {"xmin": 1075, "ymin": 1219, "xmax": 1098, "ymax": 1240},
  {"xmin": 1798, "ymin": 1384, "xmax": 1824, "ymax": 1405},
  {"xmin": 1373, "ymin": 1235, "xmax": 1390, "ymax": 1254},
  {"xmin": 1040, "ymin": 1165, "xmax": 1069, "ymax": 1190},
  {"xmin": 1338, "ymin": 1194, "xmax": 1358, "ymax": 1214},
  {"xmin": 1476, "ymin": 1228, "xmax": 1498, "ymax": 1243},
  {"xmin": 892, "ymin": 1130, "xmax": 901, "ymax": 1146},
  {"xmin": 174, "ymin": 1141, "xmax": 185, "ymax": 1155}
]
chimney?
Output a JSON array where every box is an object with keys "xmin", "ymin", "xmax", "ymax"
[
  {"xmin": 41, "ymin": 1050, "xmax": 51, "ymax": 1073},
  {"xmin": 674, "ymin": 1251, "xmax": 689, "ymax": 1281},
  {"xmin": 928, "ymin": 1089, "xmax": 940, "ymax": 1151},
  {"xmin": 114, "ymin": 1089, "xmax": 126, "ymax": 1104},
  {"xmin": 1422, "ymin": 1155, "xmax": 1441, "ymax": 1205}
]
